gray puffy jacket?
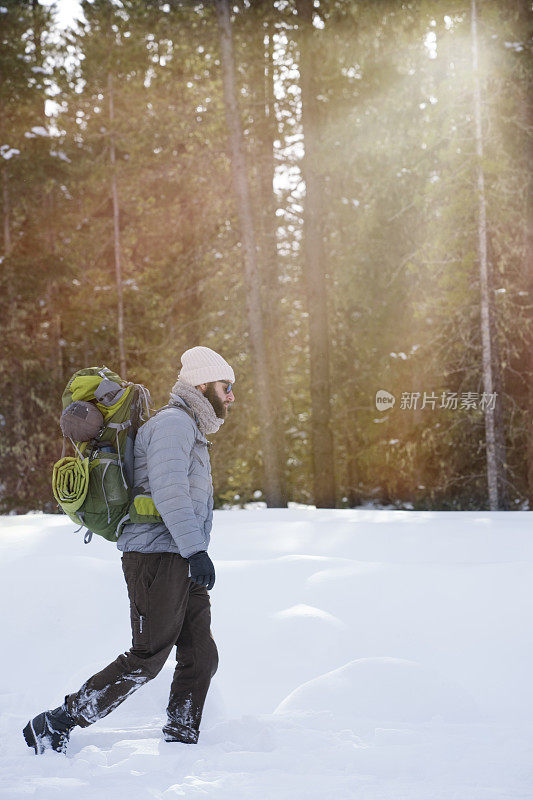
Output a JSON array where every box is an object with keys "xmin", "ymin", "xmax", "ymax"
[{"xmin": 117, "ymin": 398, "xmax": 213, "ymax": 558}]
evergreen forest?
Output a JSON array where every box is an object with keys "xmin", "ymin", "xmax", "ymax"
[{"xmin": 1, "ymin": 0, "xmax": 531, "ymax": 513}]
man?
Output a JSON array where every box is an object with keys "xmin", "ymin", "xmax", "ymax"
[{"xmin": 24, "ymin": 346, "xmax": 235, "ymax": 754}]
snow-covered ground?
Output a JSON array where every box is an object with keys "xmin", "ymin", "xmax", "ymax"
[{"xmin": 1, "ymin": 509, "xmax": 532, "ymax": 799}]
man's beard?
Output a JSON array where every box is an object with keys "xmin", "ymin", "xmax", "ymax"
[{"xmin": 204, "ymin": 383, "xmax": 226, "ymax": 419}]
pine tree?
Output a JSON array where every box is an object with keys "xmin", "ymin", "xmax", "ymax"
[
  {"xmin": 0, "ymin": 0, "xmax": 66, "ymax": 511},
  {"xmin": 214, "ymin": 0, "xmax": 283, "ymax": 507}
]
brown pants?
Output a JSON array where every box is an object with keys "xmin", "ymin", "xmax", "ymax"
[{"xmin": 65, "ymin": 552, "xmax": 218, "ymax": 742}]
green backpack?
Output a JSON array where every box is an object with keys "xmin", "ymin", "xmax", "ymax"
[{"xmin": 52, "ymin": 366, "xmax": 162, "ymax": 543}]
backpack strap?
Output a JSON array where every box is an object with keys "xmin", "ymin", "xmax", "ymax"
[
  {"xmin": 107, "ymin": 421, "xmax": 132, "ymax": 432},
  {"xmin": 106, "ymin": 421, "xmax": 131, "ymax": 489},
  {"xmin": 136, "ymin": 384, "xmax": 152, "ymax": 422}
]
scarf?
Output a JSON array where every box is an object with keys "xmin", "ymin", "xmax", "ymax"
[{"xmin": 169, "ymin": 378, "xmax": 225, "ymax": 436}]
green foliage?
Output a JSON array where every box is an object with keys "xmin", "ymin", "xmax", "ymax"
[{"xmin": 0, "ymin": 0, "xmax": 530, "ymax": 512}]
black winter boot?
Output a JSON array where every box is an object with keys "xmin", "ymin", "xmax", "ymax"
[
  {"xmin": 162, "ymin": 721, "xmax": 199, "ymax": 744},
  {"xmin": 23, "ymin": 705, "xmax": 76, "ymax": 754}
]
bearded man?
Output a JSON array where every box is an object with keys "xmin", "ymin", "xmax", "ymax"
[{"xmin": 24, "ymin": 346, "xmax": 235, "ymax": 753}]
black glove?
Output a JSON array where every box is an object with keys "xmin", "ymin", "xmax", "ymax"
[{"xmin": 187, "ymin": 551, "xmax": 215, "ymax": 590}]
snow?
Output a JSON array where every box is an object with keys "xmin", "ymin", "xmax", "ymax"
[
  {"xmin": 0, "ymin": 145, "xmax": 20, "ymax": 160},
  {"xmin": 50, "ymin": 149, "xmax": 71, "ymax": 163},
  {"xmin": 24, "ymin": 126, "xmax": 49, "ymax": 138},
  {"xmin": 1, "ymin": 508, "xmax": 532, "ymax": 799}
]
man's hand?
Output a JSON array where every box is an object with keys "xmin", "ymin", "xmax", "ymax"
[{"xmin": 187, "ymin": 551, "xmax": 215, "ymax": 590}]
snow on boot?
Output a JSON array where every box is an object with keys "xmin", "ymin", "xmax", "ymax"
[
  {"xmin": 162, "ymin": 721, "xmax": 199, "ymax": 744},
  {"xmin": 23, "ymin": 705, "xmax": 76, "ymax": 754}
]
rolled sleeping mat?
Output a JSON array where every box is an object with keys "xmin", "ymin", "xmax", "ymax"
[{"xmin": 52, "ymin": 456, "xmax": 90, "ymax": 514}]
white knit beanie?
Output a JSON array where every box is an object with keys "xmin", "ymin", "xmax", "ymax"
[{"xmin": 178, "ymin": 346, "xmax": 235, "ymax": 386}]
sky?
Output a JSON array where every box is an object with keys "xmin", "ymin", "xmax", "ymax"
[{"xmin": 41, "ymin": 0, "xmax": 83, "ymax": 29}]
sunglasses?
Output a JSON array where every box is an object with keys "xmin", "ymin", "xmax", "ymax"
[{"xmin": 222, "ymin": 382, "xmax": 233, "ymax": 395}]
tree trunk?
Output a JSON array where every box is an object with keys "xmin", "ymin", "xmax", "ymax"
[
  {"xmin": 2, "ymin": 166, "xmax": 10, "ymax": 255},
  {"xmin": 214, "ymin": 0, "xmax": 283, "ymax": 507},
  {"xmin": 526, "ymin": 182, "xmax": 533, "ymax": 509},
  {"xmin": 526, "ymin": 150, "xmax": 533, "ymax": 510},
  {"xmin": 345, "ymin": 433, "xmax": 361, "ymax": 507},
  {"xmin": 471, "ymin": 0, "xmax": 503, "ymax": 510},
  {"xmin": 108, "ymin": 71, "xmax": 127, "ymax": 377},
  {"xmin": 295, "ymin": 0, "xmax": 336, "ymax": 507},
  {"xmin": 515, "ymin": 0, "xmax": 533, "ymax": 508},
  {"xmin": 44, "ymin": 190, "xmax": 64, "ymax": 383},
  {"xmin": 254, "ymin": 2, "xmax": 288, "ymax": 506},
  {"xmin": 487, "ymin": 235, "xmax": 510, "ymax": 508}
]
